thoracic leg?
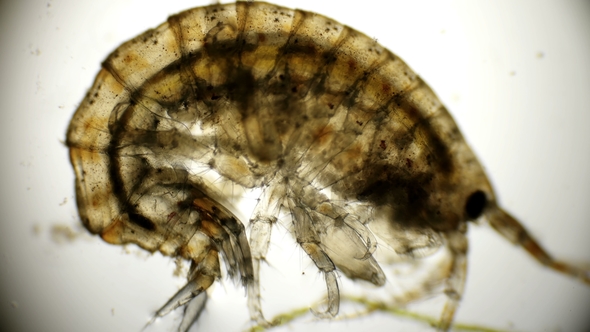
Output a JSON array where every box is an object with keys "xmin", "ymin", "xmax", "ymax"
[
  {"xmin": 290, "ymin": 202, "xmax": 340, "ymax": 317},
  {"xmin": 437, "ymin": 227, "xmax": 468, "ymax": 331},
  {"xmin": 247, "ymin": 217, "xmax": 274, "ymax": 325},
  {"xmin": 247, "ymin": 184, "xmax": 284, "ymax": 326},
  {"xmin": 375, "ymin": 248, "xmax": 453, "ymax": 310}
]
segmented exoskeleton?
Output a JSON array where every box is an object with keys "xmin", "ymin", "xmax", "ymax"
[{"xmin": 66, "ymin": 2, "xmax": 590, "ymax": 331}]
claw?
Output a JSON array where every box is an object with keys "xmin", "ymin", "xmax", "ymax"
[{"xmin": 310, "ymin": 271, "xmax": 340, "ymax": 318}]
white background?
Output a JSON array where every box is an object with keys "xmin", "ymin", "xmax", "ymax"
[{"xmin": 1, "ymin": 0, "xmax": 589, "ymax": 331}]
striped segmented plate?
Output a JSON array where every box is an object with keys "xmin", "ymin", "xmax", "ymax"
[{"xmin": 66, "ymin": 1, "xmax": 590, "ymax": 331}]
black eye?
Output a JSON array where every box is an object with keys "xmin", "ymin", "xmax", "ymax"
[{"xmin": 465, "ymin": 190, "xmax": 486, "ymax": 220}]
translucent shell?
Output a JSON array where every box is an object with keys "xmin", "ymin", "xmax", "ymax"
[{"xmin": 66, "ymin": 1, "xmax": 590, "ymax": 331}]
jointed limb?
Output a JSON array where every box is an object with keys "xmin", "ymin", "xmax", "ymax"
[
  {"xmin": 247, "ymin": 185, "xmax": 285, "ymax": 326},
  {"xmin": 247, "ymin": 217, "xmax": 274, "ymax": 326},
  {"xmin": 438, "ymin": 227, "xmax": 468, "ymax": 331},
  {"xmin": 290, "ymin": 202, "xmax": 340, "ymax": 318}
]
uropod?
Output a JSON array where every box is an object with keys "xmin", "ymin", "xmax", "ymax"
[{"xmin": 65, "ymin": 1, "xmax": 590, "ymax": 331}]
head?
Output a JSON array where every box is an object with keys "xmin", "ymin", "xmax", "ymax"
[{"xmin": 355, "ymin": 106, "xmax": 497, "ymax": 233}]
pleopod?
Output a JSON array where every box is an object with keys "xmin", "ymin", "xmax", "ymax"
[{"xmin": 65, "ymin": 1, "xmax": 590, "ymax": 331}]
